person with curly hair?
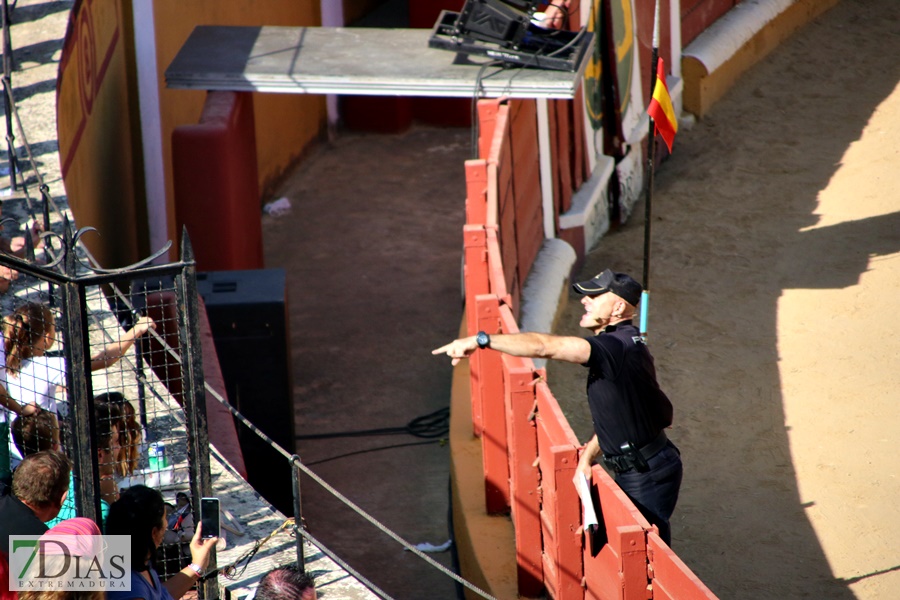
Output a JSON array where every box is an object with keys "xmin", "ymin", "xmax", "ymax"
[{"xmin": 3, "ymin": 303, "xmax": 155, "ymax": 470}]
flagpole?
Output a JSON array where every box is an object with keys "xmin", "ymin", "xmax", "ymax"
[{"xmin": 641, "ymin": 0, "xmax": 661, "ymax": 341}]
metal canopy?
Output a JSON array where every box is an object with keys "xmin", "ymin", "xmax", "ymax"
[{"xmin": 165, "ymin": 26, "xmax": 587, "ymax": 99}]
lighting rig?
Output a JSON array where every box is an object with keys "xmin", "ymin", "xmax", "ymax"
[{"xmin": 429, "ymin": 0, "xmax": 593, "ymax": 72}]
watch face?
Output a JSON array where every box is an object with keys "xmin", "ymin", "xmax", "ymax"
[{"xmin": 477, "ymin": 332, "xmax": 489, "ymax": 348}]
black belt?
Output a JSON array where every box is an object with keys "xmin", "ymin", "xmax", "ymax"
[{"xmin": 602, "ymin": 431, "xmax": 669, "ymax": 474}]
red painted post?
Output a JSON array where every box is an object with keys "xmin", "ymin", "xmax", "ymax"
[
  {"xmin": 548, "ymin": 444, "xmax": 583, "ymax": 600},
  {"xmin": 503, "ymin": 352, "xmax": 543, "ymax": 597},
  {"xmin": 475, "ymin": 293, "xmax": 510, "ymax": 514},
  {"xmin": 485, "ymin": 227, "xmax": 509, "ymax": 302},
  {"xmin": 534, "ymin": 381, "xmax": 583, "ymax": 599},
  {"xmin": 477, "ymin": 98, "xmax": 502, "ymax": 159},
  {"xmin": 464, "ymin": 225, "xmax": 489, "ymax": 437},
  {"xmin": 487, "ymin": 101, "xmax": 510, "ymax": 166},
  {"xmin": 465, "ymin": 159, "xmax": 489, "ymax": 225},
  {"xmin": 617, "ymin": 525, "xmax": 649, "ymax": 600}
]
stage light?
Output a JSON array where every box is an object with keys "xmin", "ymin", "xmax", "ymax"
[{"xmin": 429, "ymin": 0, "xmax": 593, "ymax": 72}]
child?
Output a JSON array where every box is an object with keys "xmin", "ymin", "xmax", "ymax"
[{"xmin": 4, "ymin": 302, "xmax": 155, "ymax": 468}]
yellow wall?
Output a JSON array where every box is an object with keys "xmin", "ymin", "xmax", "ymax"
[
  {"xmin": 58, "ymin": 1, "xmax": 330, "ymax": 267},
  {"xmin": 57, "ymin": 0, "xmax": 144, "ymax": 269},
  {"xmin": 154, "ymin": 1, "xmax": 326, "ymax": 260}
]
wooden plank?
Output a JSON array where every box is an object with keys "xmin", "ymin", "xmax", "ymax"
[
  {"xmin": 502, "ymin": 352, "xmax": 543, "ymax": 596},
  {"xmin": 166, "ymin": 26, "xmax": 588, "ymax": 99},
  {"xmin": 475, "ymin": 294, "xmax": 511, "ymax": 514},
  {"xmin": 464, "ymin": 225, "xmax": 489, "ymax": 435},
  {"xmin": 553, "ymin": 99, "xmax": 574, "ymax": 214},
  {"xmin": 647, "ymin": 533, "xmax": 719, "ymax": 600},
  {"xmin": 509, "ymin": 99, "xmax": 544, "ymax": 284},
  {"xmin": 535, "ymin": 382, "xmax": 581, "ymax": 448},
  {"xmin": 465, "ymin": 159, "xmax": 489, "ymax": 225}
]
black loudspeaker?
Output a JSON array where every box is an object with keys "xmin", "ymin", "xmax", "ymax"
[{"xmin": 197, "ymin": 269, "xmax": 294, "ymax": 514}]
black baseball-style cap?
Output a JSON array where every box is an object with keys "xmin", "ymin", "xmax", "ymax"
[{"xmin": 572, "ymin": 269, "xmax": 642, "ymax": 305}]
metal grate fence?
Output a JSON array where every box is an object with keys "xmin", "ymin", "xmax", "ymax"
[{"xmin": 0, "ymin": 223, "xmax": 216, "ymax": 597}]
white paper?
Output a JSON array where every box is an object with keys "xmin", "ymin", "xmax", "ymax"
[
  {"xmin": 405, "ymin": 540, "xmax": 452, "ymax": 553},
  {"xmin": 263, "ymin": 196, "xmax": 292, "ymax": 217},
  {"xmin": 573, "ymin": 472, "xmax": 599, "ymax": 529}
]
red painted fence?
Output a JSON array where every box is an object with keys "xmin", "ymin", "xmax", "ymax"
[{"xmin": 462, "ymin": 97, "xmax": 717, "ymax": 599}]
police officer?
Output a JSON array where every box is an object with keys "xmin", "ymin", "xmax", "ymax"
[{"xmin": 433, "ymin": 269, "xmax": 682, "ymax": 545}]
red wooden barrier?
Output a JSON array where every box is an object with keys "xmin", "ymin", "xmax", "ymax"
[
  {"xmin": 486, "ymin": 163, "xmax": 499, "ymax": 228},
  {"xmin": 536, "ymin": 383, "xmax": 582, "ymax": 599},
  {"xmin": 462, "ymin": 96, "xmax": 719, "ymax": 600},
  {"xmin": 463, "ymin": 225, "xmax": 490, "ymax": 331},
  {"xmin": 571, "ymin": 89, "xmax": 587, "ymax": 190},
  {"xmin": 485, "ymin": 228, "xmax": 509, "ymax": 303},
  {"xmin": 475, "ymin": 294, "xmax": 510, "ymax": 514},
  {"xmin": 509, "ymin": 99, "xmax": 544, "ymax": 290},
  {"xmin": 465, "ymin": 160, "xmax": 489, "ymax": 225},
  {"xmin": 478, "ymin": 99, "xmax": 502, "ymax": 160},
  {"xmin": 491, "ymin": 105, "xmax": 522, "ymax": 317},
  {"xmin": 552, "ymin": 99, "xmax": 574, "ymax": 218},
  {"xmin": 648, "ymin": 534, "xmax": 718, "ymax": 600},
  {"xmin": 499, "ymin": 335, "xmax": 542, "ymax": 594},
  {"xmin": 464, "ymin": 225, "xmax": 488, "ymax": 436},
  {"xmin": 584, "ymin": 465, "xmax": 653, "ymax": 600}
]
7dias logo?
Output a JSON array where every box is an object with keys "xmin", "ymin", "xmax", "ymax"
[{"xmin": 9, "ymin": 535, "xmax": 131, "ymax": 591}]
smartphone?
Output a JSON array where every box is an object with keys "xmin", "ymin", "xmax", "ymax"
[{"xmin": 199, "ymin": 497, "xmax": 220, "ymax": 539}]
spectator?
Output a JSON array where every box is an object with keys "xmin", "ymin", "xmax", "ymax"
[
  {"xmin": 105, "ymin": 485, "xmax": 216, "ymax": 600},
  {"xmin": 164, "ymin": 492, "xmax": 194, "ymax": 543},
  {"xmin": 10, "ymin": 410, "xmax": 73, "ymax": 527},
  {"xmin": 161, "ymin": 492, "xmax": 194, "ymax": 571},
  {"xmin": 0, "ymin": 224, "xmax": 41, "ymax": 486},
  {"xmin": 11, "ymin": 409, "xmax": 59, "ymax": 456},
  {"xmin": 11, "ymin": 400, "xmax": 125, "ymax": 526},
  {"xmin": 0, "ymin": 451, "xmax": 70, "ymax": 548},
  {"xmin": 0, "ymin": 394, "xmax": 35, "ymax": 492},
  {"xmin": 0, "ymin": 284, "xmax": 36, "ymax": 491},
  {"xmin": 3, "ymin": 303, "xmax": 155, "ymax": 469},
  {"xmin": 94, "ymin": 403, "xmax": 125, "ymax": 507},
  {"xmin": 255, "ymin": 565, "xmax": 316, "ymax": 600},
  {"xmin": 0, "ymin": 217, "xmax": 43, "ymax": 266},
  {"xmin": 95, "ymin": 392, "xmax": 145, "ymax": 477},
  {"xmin": 19, "ymin": 517, "xmax": 104, "ymax": 600}
]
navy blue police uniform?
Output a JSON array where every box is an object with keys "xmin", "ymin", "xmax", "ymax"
[{"xmin": 575, "ymin": 271, "xmax": 683, "ymax": 546}]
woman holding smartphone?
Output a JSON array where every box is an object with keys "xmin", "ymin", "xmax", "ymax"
[{"xmin": 106, "ymin": 485, "xmax": 217, "ymax": 600}]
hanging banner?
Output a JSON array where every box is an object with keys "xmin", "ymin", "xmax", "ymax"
[{"xmin": 583, "ymin": 0, "xmax": 645, "ymax": 160}]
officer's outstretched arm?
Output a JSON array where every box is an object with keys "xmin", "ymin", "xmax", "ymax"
[{"xmin": 433, "ymin": 332, "xmax": 591, "ymax": 365}]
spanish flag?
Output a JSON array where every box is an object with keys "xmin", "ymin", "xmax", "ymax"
[{"xmin": 648, "ymin": 57, "xmax": 678, "ymax": 152}]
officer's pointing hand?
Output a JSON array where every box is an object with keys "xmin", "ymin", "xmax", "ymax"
[{"xmin": 432, "ymin": 336, "xmax": 478, "ymax": 366}]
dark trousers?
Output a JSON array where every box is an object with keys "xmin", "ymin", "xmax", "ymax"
[{"xmin": 614, "ymin": 441, "xmax": 683, "ymax": 546}]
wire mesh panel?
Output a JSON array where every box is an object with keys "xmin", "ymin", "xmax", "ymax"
[{"xmin": 0, "ymin": 229, "xmax": 215, "ymax": 596}]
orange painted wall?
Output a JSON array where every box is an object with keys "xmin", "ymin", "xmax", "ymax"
[{"xmin": 154, "ymin": 1, "xmax": 326, "ymax": 260}]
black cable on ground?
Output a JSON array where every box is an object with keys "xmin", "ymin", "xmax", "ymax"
[
  {"xmin": 295, "ymin": 406, "xmax": 449, "ymax": 441},
  {"xmin": 304, "ymin": 439, "xmax": 443, "ymax": 468}
]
